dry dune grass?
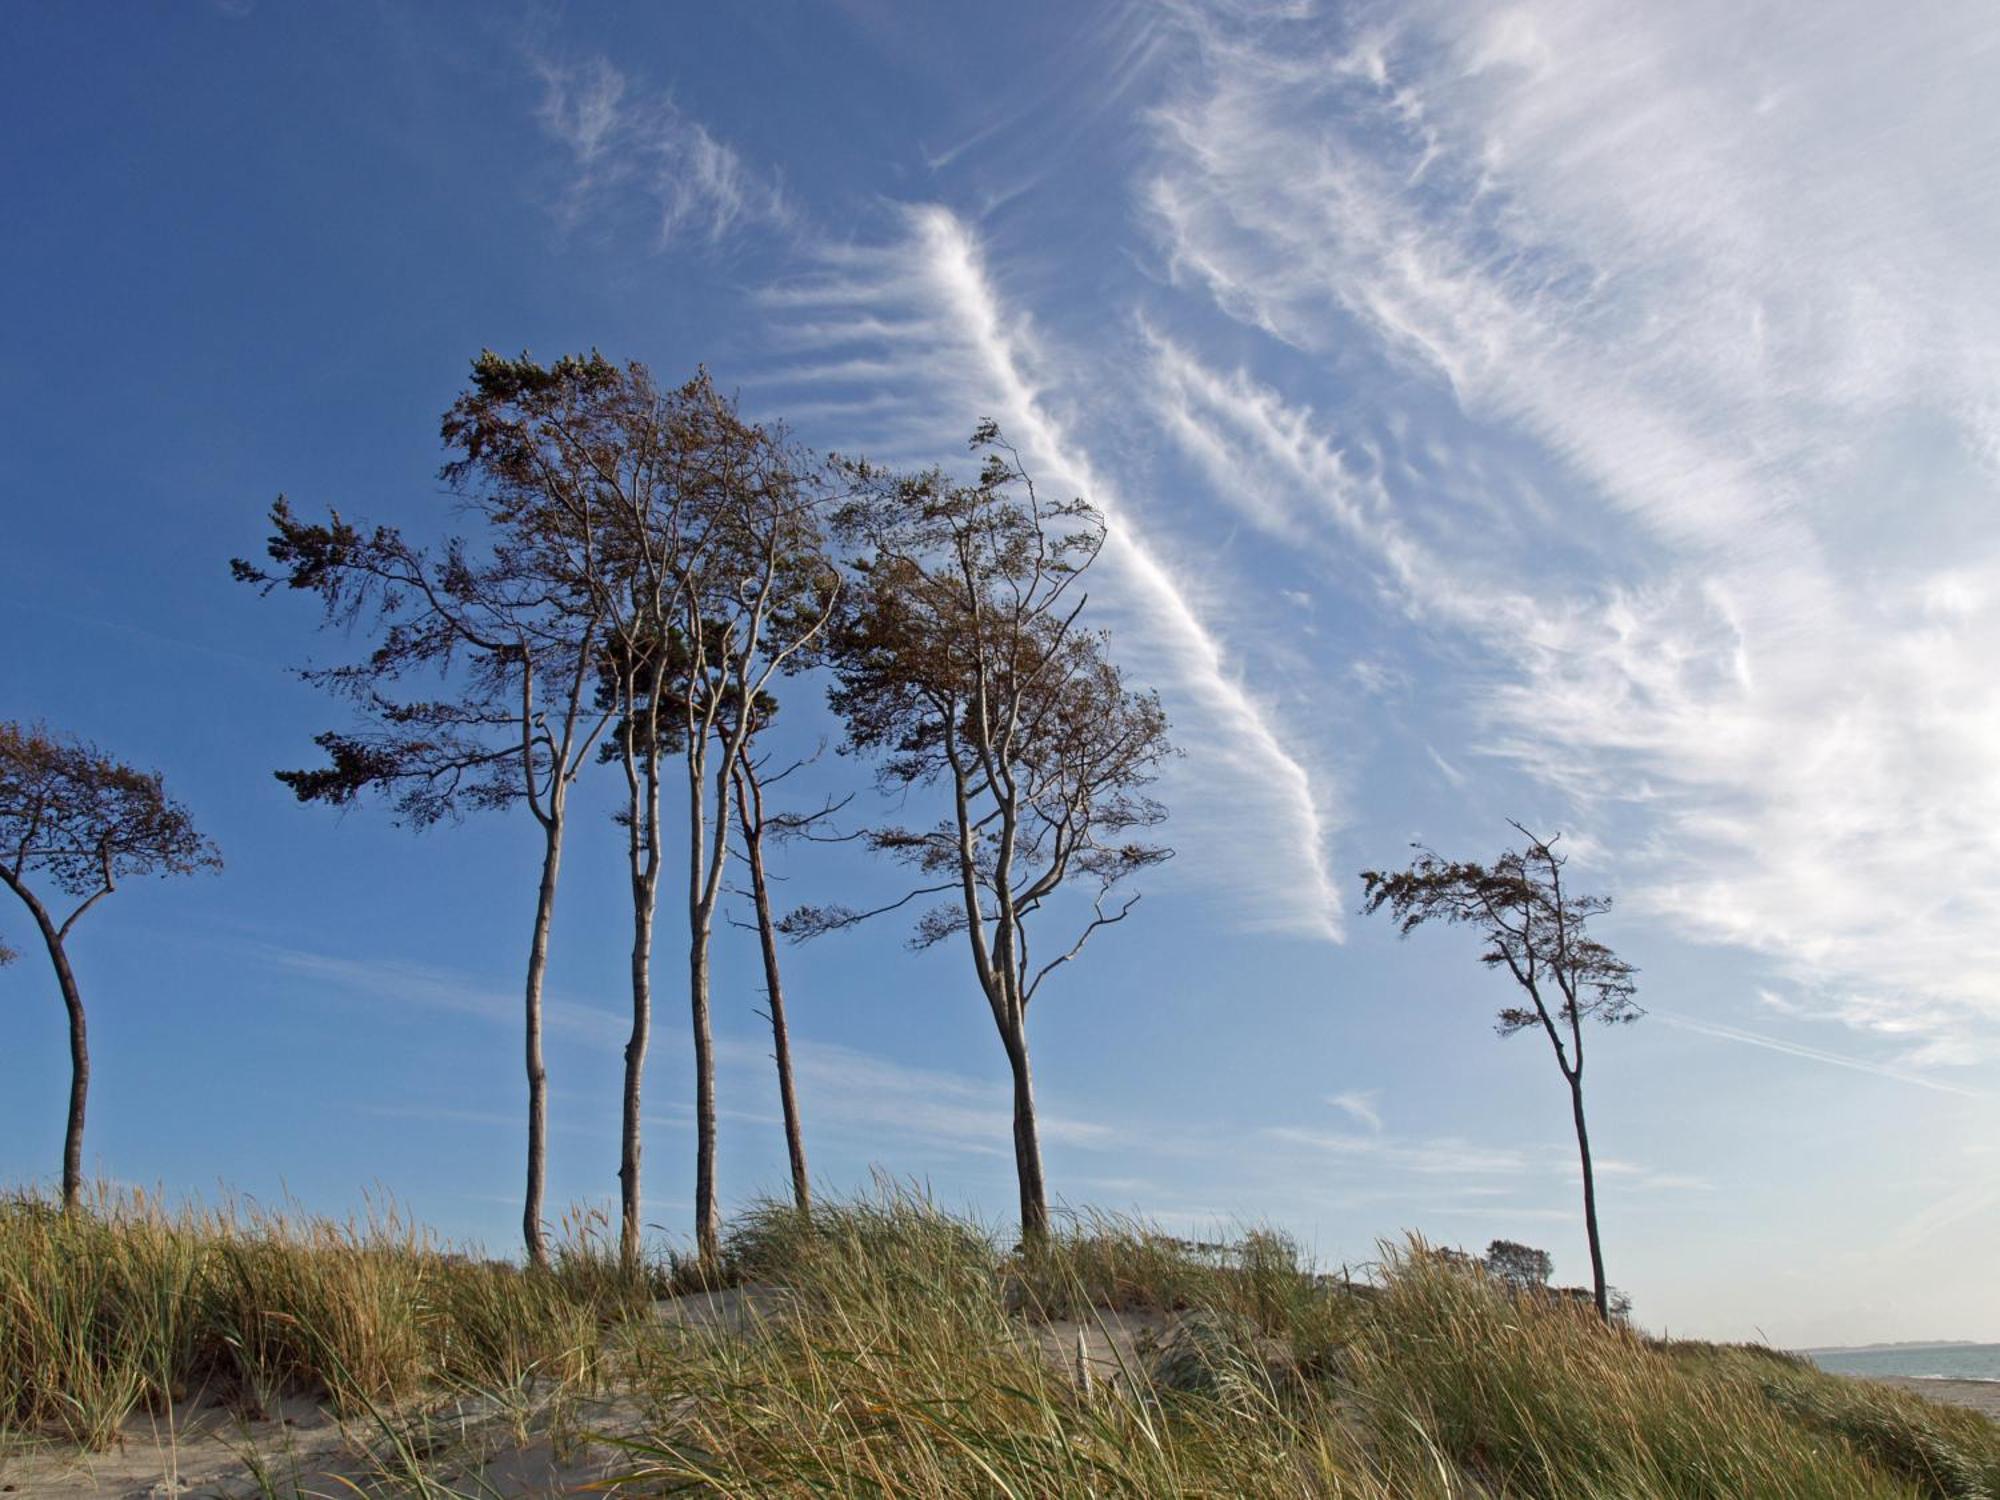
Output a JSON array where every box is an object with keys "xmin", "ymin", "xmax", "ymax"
[
  {"xmin": 0, "ymin": 1188, "xmax": 639, "ymax": 1450},
  {"xmin": 2, "ymin": 1185, "xmax": 1996, "ymax": 1498}
]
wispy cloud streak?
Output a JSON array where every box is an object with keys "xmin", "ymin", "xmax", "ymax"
[
  {"xmin": 1139, "ymin": 0, "xmax": 2000, "ymax": 1062},
  {"xmin": 533, "ymin": 54, "xmax": 789, "ymax": 247},
  {"xmin": 263, "ymin": 946, "xmax": 1122, "ymax": 1161},
  {"xmin": 1327, "ymin": 1089, "xmax": 1383, "ymax": 1132},
  {"xmin": 758, "ymin": 207, "xmax": 1344, "ymax": 940}
]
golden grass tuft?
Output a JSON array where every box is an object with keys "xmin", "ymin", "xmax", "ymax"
[{"xmin": 0, "ymin": 1188, "xmax": 643, "ymax": 1449}]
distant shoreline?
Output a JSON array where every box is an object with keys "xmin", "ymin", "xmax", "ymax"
[{"xmin": 1803, "ymin": 1340, "xmax": 2000, "ymax": 1405}]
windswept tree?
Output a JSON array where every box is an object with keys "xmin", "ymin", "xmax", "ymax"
[
  {"xmin": 650, "ymin": 396, "xmax": 840, "ymax": 1268},
  {"xmin": 1361, "ymin": 826, "xmax": 1640, "ymax": 1319},
  {"xmin": 565, "ymin": 365, "xmax": 737, "ymax": 1273},
  {"xmin": 795, "ymin": 425, "xmax": 1173, "ymax": 1243},
  {"xmin": 421, "ymin": 357, "xmax": 835, "ymax": 1271},
  {"xmin": 233, "ymin": 351, "xmax": 626, "ymax": 1266},
  {"xmin": 0, "ymin": 722, "xmax": 220, "ymax": 1208}
]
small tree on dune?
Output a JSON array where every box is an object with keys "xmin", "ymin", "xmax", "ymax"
[
  {"xmin": 1361, "ymin": 825, "xmax": 1639, "ymax": 1321},
  {"xmin": 795, "ymin": 424, "xmax": 1173, "ymax": 1244},
  {"xmin": 1484, "ymin": 1238, "xmax": 1553, "ymax": 1293},
  {"xmin": 0, "ymin": 722, "xmax": 221, "ymax": 1209}
]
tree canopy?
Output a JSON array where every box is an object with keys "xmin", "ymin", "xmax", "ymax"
[
  {"xmin": 797, "ymin": 427, "xmax": 1174, "ymax": 988},
  {"xmin": 1361, "ymin": 825, "xmax": 1640, "ymax": 1052},
  {"xmin": 1, "ymin": 722, "xmax": 220, "ymax": 910}
]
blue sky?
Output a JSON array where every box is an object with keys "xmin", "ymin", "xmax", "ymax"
[{"xmin": 4, "ymin": 0, "xmax": 1997, "ymax": 1348}]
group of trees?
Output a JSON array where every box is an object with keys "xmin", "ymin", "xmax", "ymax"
[
  {"xmin": 2, "ymin": 350, "xmax": 1644, "ymax": 1322},
  {"xmin": 227, "ymin": 353, "xmax": 1172, "ymax": 1272}
]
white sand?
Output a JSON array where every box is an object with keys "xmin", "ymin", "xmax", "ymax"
[{"xmin": 0, "ymin": 1387, "xmax": 646, "ymax": 1498}]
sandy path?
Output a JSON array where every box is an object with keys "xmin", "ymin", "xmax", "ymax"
[{"xmin": 0, "ymin": 1389, "xmax": 646, "ymax": 1499}]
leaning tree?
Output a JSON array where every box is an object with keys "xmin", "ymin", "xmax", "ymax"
[
  {"xmin": 0, "ymin": 721, "xmax": 220, "ymax": 1208},
  {"xmin": 1361, "ymin": 825, "xmax": 1640, "ymax": 1319},
  {"xmin": 234, "ymin": 351, "xmax": 624, "ymax": 1266},
  {"xmin": 727, "ymin": 701, "xmax": 852, "ymax": 1215},
  {"xmin": 795, "ymin": 423, "xmax": 1173, "ymax": 1244}
]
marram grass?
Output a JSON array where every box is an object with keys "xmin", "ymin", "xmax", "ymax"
[
  {"xmin": 3, "ymin": 1185, "xmax": 1996, "ymax": 1498},
  {"xmin": 0, "ymin": 1187, "xmax": 644, "ymax": 1449}
]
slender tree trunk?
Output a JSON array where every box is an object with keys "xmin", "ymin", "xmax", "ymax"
[
  {"xmin": 618, "ymin": 821, "xmax": 655, "ymax": 1270},
  {"xmin": 2, "ymin": 874, "xmax": 93, "ymax": 1213},
  {"xmin": 38, "ymin": 921, "xmax": 89, "ymax": 1213},
  {"xmin": 54, "ymin": 938, "xmax": 87, "ymax": 1214},
  {"xmin": 522, "ymin": 815, "xmax": 563, "ymax": 1269},
  {"xmin": 619, "ymin": 753, "xmax": 661, "ymax": 1274},
  {"xmin": 1568, "ymin": 1070, "xmax": 1608, "ymax": 1320},
  {"xmin": 689, "ymin": 915, "xmax": 720, "ymax": 1264},
  {"xmin": 619, "ymin": 915, "xmax": 653, "ymax": 1272},
  {"xmin": 751, "ymin": 869, "xmax": 810, "ymax": 1213},
  {"xmin": 688, "ymin": 753, "xmax": 725, "ymax": 1268},
  {"xmin": 737, "ymin": 760, "xmax": 810, "ymax": 1211},
  {"xmin": 1002, "ymin": 1017, "xmax": 1049, "ymax": 1245}
]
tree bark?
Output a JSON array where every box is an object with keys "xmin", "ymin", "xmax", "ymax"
[
  {"xmin": 54, "ymin": 934, "xmax": 87, "ymax": 1213},
  {"xmin": 1002, "ymin": 1018, "xmax": 1049, "ymax": 1245},
  {"xmin": 522, "ymin": 817, "xmax": 563, "ymax": 1269},
  {"xmin": 619, "ymin": 751, "xmax": 661, "ymax": 1274},
  {"xmin": 687, "ymin": 753, "xmax": 726, "ymax": 1269},
  {"xmin": 737, "ymin": 760, "xmax": 809, "ymax": 1212},
  {"xmin": 1568, "ymin": 1071, "xmax": 1608, "ymax": 1320},
  {"xmin": 688, "ymin": 915, "xmax": 720, "ymax": 1265},
  {"xmin": 618, "ymin": 864, "xmax": 655, "ymax": 1271}
]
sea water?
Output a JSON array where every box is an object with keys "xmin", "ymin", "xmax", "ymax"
[{"xmin": 1804, "ymin": 1343, "xmax": 2000, "ymax": 1382}]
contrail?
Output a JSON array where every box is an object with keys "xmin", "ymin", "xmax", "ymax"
[
  {"xmin": 912, "ymin": 206, "xmax": 1344, "ymax": 938},
  {"xmin": 1651, "ymin": 1010, "xmax": 1988, "ymax": 1099}
]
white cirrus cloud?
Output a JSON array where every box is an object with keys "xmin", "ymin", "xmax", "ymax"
[
  {"xmin": 1327, "ymin": 1089, "xmax": 1384, "ymax": 1132},
  {"xmin": 532, "ymin": 54, "xmax": 789, "ymax": 248},
  {"xmin": 733, "ymin": 1036, "xmax": 1123, "ymax": 1156},
  {"xmin": 1139, "ymin": 0, "xmax": 2000, "ymax": 1065}
]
